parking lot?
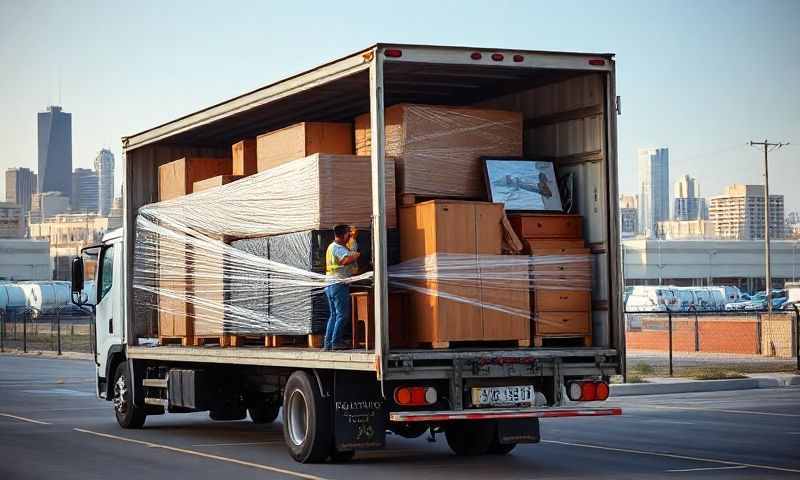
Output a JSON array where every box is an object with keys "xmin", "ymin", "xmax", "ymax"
[{"xmin": 1, "ymin": 354, "xmax": 799, "ymax": 479}]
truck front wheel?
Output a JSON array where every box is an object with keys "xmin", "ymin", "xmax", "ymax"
[
  {"xmin": 282, "ymin": 371, "xmax": 332, "ymax": 463},
  {"xmin": 445, "ymin": 420, "xmax": 495, "ymax": 456},
  {"xmin": 112, "ymin": 362, "xmax": 146, "ymax": 429}
]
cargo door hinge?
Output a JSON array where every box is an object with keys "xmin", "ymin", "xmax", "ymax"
[{"xmin": 615, "ymin": 96, "xmax": 622, "ymax": 116}]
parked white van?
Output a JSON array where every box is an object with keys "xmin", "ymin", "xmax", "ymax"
[{"xmin": 625, "ymin": 286, "xmax": 678, "ymax": 312}]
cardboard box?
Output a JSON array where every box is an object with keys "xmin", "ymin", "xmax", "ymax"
[
  {"xmin": 355, "ymin": 104, "xmax": 523, "ymax": 198},
  {"xmin": 192, "ymin": 175, "xmax": 244, "ymax": 193},
  {"xmin": 257, "ymin": 122, "xmax": 353, "ymax": 172},
  {"xmin": 158, "ymin": 157, "xmax": 232, "ymax": 201},
  {"xmin": 232, "ymin": 139, "xmax": 258, "ymax": 176}
]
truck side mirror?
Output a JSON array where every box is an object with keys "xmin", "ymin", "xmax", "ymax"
[{"xmin": 71, "ymin": 256, "xmax": 85, "ymax": 294}]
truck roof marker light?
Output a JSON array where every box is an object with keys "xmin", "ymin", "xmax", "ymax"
[
  {"xmin": 394, "ymin": 386, "xmax": 437, "ymax": 406},
  {"xmin": 470, "ymin": 52, "xmax": 482, "ymax": 60},
  {"xmin": 513, "ymin": 54, "xmax": 524, "ymax": 63},
  {"xmin": 589, "ymin": 59, "xmax": 606, "ymax": 66},
  {"xmin": 491, "ymin": 53, "xmax": 504, "ymax": 61},
  {"xmin": 385, "ymin": 49, "xmax": 403, "ymax": 58}
]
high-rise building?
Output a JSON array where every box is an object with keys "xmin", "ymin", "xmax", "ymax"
[
  {"xmin": 29, "ymin": 191, "xmax": 71, "ymax": 224},
  {"xmin": 638, "ymin": 147, "xmax": 670, "ymax": 237},
  {"xmin": 619, "ymin": 194, "xmax": 638, "ymax": 238},
  {"xmin": 709, "ymin": 184, "xmax": 785, "ymax": 240},
  {"xmin": 0, "ymin": 202, "xmax": 25, "ymax": 238},
  {"xmin": 5, "ymin": 167, "xmax": 37, "ymax": 216},
  {"xmin": 71, "ymin": 168, "xmax": 99, "ymax": 213},
  {"xmin": 94, "ymin": 149, "xmax": 115, "ymax": 216},
  {"xmin": 37, "ymin": 105, "xmax": 72, "ymax": 197},
  {"xmin": 673, "ymin": 174, "xmax": 707, "ymax": 221}
]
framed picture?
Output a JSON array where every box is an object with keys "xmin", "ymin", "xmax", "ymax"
[{"xmin": 482, "ymin": 158, "xmax": 563, "ymax": 212}]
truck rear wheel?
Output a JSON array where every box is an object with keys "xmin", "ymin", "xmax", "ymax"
[
  {"xmin": 282, "ymin": 371, "xmax": 332, "ymax": 463},
  {"xmin": 445, "ymin": 420, "xmax": 495, "ymax": 456},
  {"xmin": 112, "ymin": 362, "xmax": 146, "ymax": 429}
]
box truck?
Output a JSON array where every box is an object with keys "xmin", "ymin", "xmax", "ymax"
[{"xmin": 71, "ymin": 43, "xmax": 624, "ymax": 463}]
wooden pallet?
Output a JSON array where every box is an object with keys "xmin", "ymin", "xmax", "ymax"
[
  {"xmin": 267, "ymin": 334, "xmax": 324, "ymax": 348},
  {"xmin": 533, "ymin": 335, "xmax": 592, "ymax": 348},
  {"xmin": 415, "ymin": 339, "xmax": 531, "ymax": 349},
  {"xmin": 192, "ymin": 335, "xmax": 231, "ymax": 347},
  {"xmin": 160, "ymin": 336, "xmax": 193, "ymax": 347}
]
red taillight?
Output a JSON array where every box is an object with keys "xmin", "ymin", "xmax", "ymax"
[
  {"xmin": 384, "ymin": 49, "xmax": 403, "ymax": 58},
  {"xmin": 470, "ymin": 52, "xmax": 482, "ymax": 60},
  {"xmin": 589, "ymin": 59, "xmax": 606, "ymax": 66},
  {"xmin": 581, "ymin": 382, "xmax": 597, "ymax": 401},
  {"xmin": 394, "ymin": 386, "xmax": 437, "ymax": 406},
  {"xmin": 567, "ymin": 381, "xmax": 609, "ymax": 401},
  {"xmin": 491, "ymin": 53, "xmax": 504, "ymax": 61},
  {"xmin": 513, "ymin": 54, "xmax": 524, "ymax": 63}
]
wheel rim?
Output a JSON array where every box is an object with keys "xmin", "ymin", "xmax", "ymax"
[
  {"xmin": 113, "ymin": 374, "xmax": 128, "ymax": 415},
  {"xmin": 287, "ymin": 389, "xmax": 308, "ymax": 446}
]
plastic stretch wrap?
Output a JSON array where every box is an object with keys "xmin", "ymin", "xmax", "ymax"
[{"xmin": 355, "ymin": 104, "xmax": 523, "ymax": 197}]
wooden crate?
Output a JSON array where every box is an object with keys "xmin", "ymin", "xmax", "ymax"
[
  {"xmin": 192, "ymin": 175, "xmax": 244, "ymax": 193},
  {"xmin": 158, "ymin": 156, "xmax": 232, "ymax": 201},
  {"xmin": 232, "ymin": 139, "xmax": 258, "ymax": 176},
  {"xmin": 399, "ymin": 200, "xmax": 530, "ymax": 347},
  {"xmin": 256, "ymin": 122, "xmax": 353, "ymax": 172}
]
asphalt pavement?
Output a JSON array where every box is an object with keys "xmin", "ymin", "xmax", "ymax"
[{"xmin": 1, "ymin": 354, "xmax": 799, "ymax": 479}]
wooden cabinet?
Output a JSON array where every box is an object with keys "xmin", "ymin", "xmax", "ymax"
[
  {"xmin": 399, "ymin": 200, "xmax": 529, "ymax": 347},
  {"xmin": 508, "ymin": 214, "xmax": 583, "ymax": 239},
  {"xmin": 351, "ymin": 290, "xmax": 409, "ymax": 349}
]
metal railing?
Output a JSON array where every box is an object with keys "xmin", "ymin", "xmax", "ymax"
[
  {"xmin": 0, "ymin": 306, "xmax": 94, "ymax": 355},
  {"xmin": 624, "ymin": 306, "xmax": 800, "ymax": 378}
]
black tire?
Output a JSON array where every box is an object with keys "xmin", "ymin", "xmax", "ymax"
[
  {"xmin": 282, "ymin": 371, "xmax": 333, "ymax": 463},
  {"xmin": 112, "ymin": 362, "xmax": 146, "ymax": 429},
  {"xmin": 488, "ymin": 440, "xmax": 517, "ymax": 455},
  {"xmin": 249, "ymin": 405, "xmax": 280, "ymax": 424},
  {"xmin": 445, "ymin": 420, "xmax": 495, "ymax": 456}
]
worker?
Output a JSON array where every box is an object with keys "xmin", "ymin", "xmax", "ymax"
[{"xmin": 323, "ymin": 224, "xmax": 361, "ymax": 350}]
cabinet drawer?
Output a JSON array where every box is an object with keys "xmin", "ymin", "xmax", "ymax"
[
  {"xmin": 509, "ymin": 215, "xmax": 582, "ymax": 239},
  {"xmin": 526, "ymin": 239, "xmax": 586, "ymax": 251},
  {"xmin": 534, "ymin": 290, "xmax": 590, "ymax": 312},
  {"xmin": 535, "ymin": 312, "xmax": 590, "ymax": 335}
]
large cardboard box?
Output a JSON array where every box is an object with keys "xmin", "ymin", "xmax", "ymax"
[
  {"xmin": 257, "ymin": 122, "xmax": 353, "ymax": 172},
  {"xmin": 193, "ymin": 175, "xmax": 244, "ymax": 193},
  {"xmin": 355, "ymin": 104, "xmax": 523, "ymax": 198},
  {"xmin": 232, "ymin": 139, "xmax": 257, "ymax": 176},
  {"xmin": 398, "ymin": 200, "xmax": 530, "ymax": 347},
  {"xmin": 158, "ymin": 157, "xmax": 232, "ymax": 201}
]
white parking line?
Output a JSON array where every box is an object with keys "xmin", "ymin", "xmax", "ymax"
[
  {"xmin": 644, "ymin": 404, "xmax": 800, "ymax": 418},
  {"xmin": 542, "ymin": 440, "xmax": 800, "ymax": 474},
  {"xmin": 667, "ymin": 465, "xmax": 749, "ymax": 473},
  {"xmin": 0, "ymin": 412, "xmax": 52, "ymax": 425},
  {"xmin": 74, "ymin": 428, "xmax": 330, "ymax": 480}
]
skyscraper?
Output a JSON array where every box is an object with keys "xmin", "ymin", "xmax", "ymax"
[
  {"xmin": 638, "ymin": 147, "xmax": 669, "ymax": 238},
  {"xmin": 38, "ymin": 105, "xmax": 72, "ymax": 197},
  {"xmin": 71, "ymin": 168, "xmax": 99, "ymax": 213},
  {"xmin": 709, "ymin": 184, "xmax": 785, "ymax": 240},
  {"xmin": 5, "ymin": 167, "xmax": 37, "ymax": 216},
  {"xmin": 94, "ymin": 149, "xmax": 115, "ymax": 216},
  {"xmin": 673, "ymin": 174, "xmax": 706, "ymax": 221}
]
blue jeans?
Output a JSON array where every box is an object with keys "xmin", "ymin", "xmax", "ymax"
[{"xmin": 324, "ymin": 282, "xmax": 350, "ymax": 348}]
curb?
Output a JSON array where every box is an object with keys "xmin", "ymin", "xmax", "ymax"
[
  {"xmin": 610, "ymin": 377, "xmax": 790, "ymax": 397},
  {"xmin": 0, "ymin": 350, "xmax": 93, "ymax": 361}
]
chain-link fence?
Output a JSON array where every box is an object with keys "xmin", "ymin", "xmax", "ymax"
[
  {"xmin": 0, "ymin": 305, "xmax": 95, "ymax": 355},
  {"xmin": 625, "ymin": 307, "xmax": 800, "ymax": 380}
]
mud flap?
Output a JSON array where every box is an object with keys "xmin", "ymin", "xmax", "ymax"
[
  {"xmin": 333, "ymin": 371, "xmax": 386, "ymax": 450},
  {"xmin": 497, "ymin": 417, "xmax": 540, "ymax": 444}
]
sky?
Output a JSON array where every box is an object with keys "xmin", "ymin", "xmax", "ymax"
[{"xmin": 1, "ymin": 0, "xmax": 798, "ymax": 211}]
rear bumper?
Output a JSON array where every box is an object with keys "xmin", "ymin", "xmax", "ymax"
[{"xmin": 390, "ymin": 406, "xmax": 622, "ymax": 422}]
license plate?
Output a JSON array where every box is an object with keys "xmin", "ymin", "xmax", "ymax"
[{"xmin": 471, "ymin": 385, "xmax": 534, "ymax": 407}]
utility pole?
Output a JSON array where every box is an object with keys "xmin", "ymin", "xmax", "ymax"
[{"xmin": 749, "ymin": 140, "xmax": 789, "ymax": 317}]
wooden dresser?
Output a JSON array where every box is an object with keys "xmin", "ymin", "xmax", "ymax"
[{"xmin": 508, "ymin": 214, "xmax": 592, "ymax": 347}]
